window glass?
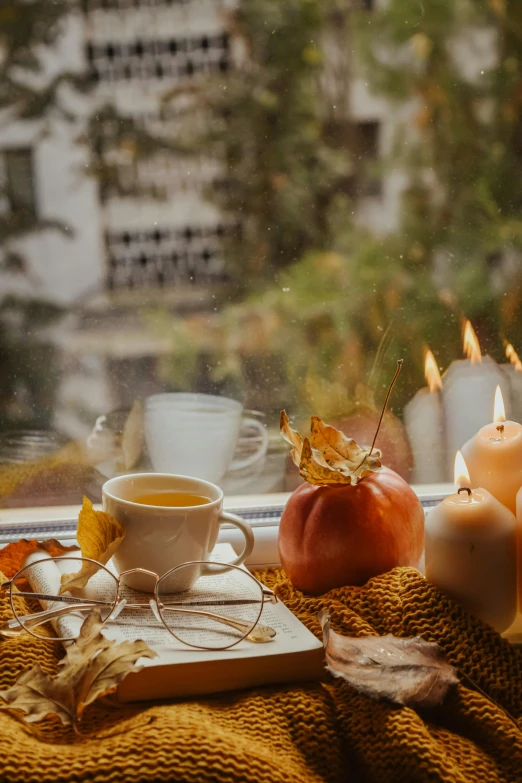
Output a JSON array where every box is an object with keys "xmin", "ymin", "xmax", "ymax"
[{"xmin": 0, "ymin": 0, "xmax": 520, "ymax": 508}]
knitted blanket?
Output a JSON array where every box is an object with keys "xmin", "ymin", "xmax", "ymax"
[{"xmin": 1, "ymin": 565, "xmax": 522, "ymax": 783}]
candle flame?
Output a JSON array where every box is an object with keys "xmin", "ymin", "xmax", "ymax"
[
  {"xmin": 506, "ymin": 342, "xmax": 522, "ymax": 371},
  {"xmin": 454, "ymin": 451, "xmax": 470, "ymax": 487},
  {"xmin": 463, "ymin": 320, "xmax": 482, "ymax": 364},
  {"xmin": 493, "ymin": 385, "xmax": 506, "ymax": 423},
  {"xmin": 424, "ymin": 349, "xmax": 442, "ymax": 392}
]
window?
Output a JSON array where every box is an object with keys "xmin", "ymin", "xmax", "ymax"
[
  {"xmin": 0, "ymin": 1, "xmax": 519, "ymax": 511},
  {"xmin": 86, "ymin": 33, "xmax": 229, "ymax": 83},
  {"xmin": 1, "ymin": 148, "xmax": 36, "ymax": 221}
]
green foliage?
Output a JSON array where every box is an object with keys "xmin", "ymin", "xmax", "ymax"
[
  {"xmin": 173, "ymin": 0, "xmax": 356, "ymax": 283},
  {"xmin": 160, "ymin": 0, "xmax": 522, "ymax": 419},
  {"xmin": 0, "ymin": 2, "xmax": 179, "ymax": 431},
  {"xmin": 0, "ymin": 1, "xmax": 84, "ymax": 119},
  {"xmin": 356, "ymin": 0, "xmax": 522, "ymax": 351},
  {"xmin": 0, "ymin": 1, "xmax": 78, "ymax": 431},
  {"xmin": 85, "ymin": 104, "xmax": 192, "ymax": 200}
]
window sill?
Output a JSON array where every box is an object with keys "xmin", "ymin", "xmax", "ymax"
[
  {"xmin": 0, "ymin": 483, "xmax": 451, "ymax": 527},
  {"xmin": 0, "ymin": 484, "xmax": 452, "ymax": 567}
]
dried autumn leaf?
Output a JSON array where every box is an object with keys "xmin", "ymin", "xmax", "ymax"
[
  {"xmin": 310, "ymin": 417, "xmax": 381, "ymax": 472},
  {"xmin": 59, "ymin": 497, "xmax": 125, "ymax": 594},
  {"xmin": 0, "ymin": 609, "xmax": 157, "ymax": 730},
  {"xmin": 58, "ymin": 610, "xmax": 114, "ymax": 676},
  {"xmin": 281, "ymin": 411, "xmax": 381, "ymax": 486},
  {"xmin": 280, "ymin": 410, "xmax": 303, "ymax": 465},
  {"xmin": 319, "ymin": 611, "xmax": 458, "ymax": 709},
  {"xmin": 299, "ymin": 439, "xmax": 349, "ymax": 485},
  {"xmin": 0, "ymin": 664, "xmax": 75, "ymax": 725},
  {"xmin": 75, "ymin": 638, "xmax": 155, "ymax": 717}
]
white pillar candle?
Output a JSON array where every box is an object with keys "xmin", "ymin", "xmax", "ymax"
[
  {"xmin": 501, "ymin": 342, "xmax": 522, "ymax": 423},
  {"xmin": 425, "ymin": 452, "xmax": 517, "ymax": 633},
  {"xmin": 404, "ymin": 350, "xmax": 446, "ymax": 483},
  {"xmin": 442, "ymin": 355, "xmax": 511, "ymax": 464},
  {"xmin": 501, "ymin": 362, "xmax": 522, "ymax": 425},
  {"xmin": 461, "ymin": 387, "xmax": 522, "ymax": 515}
]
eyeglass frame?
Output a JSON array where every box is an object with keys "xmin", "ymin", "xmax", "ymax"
[{"xmin": 0, "ymin": 556, "xmax": 278, "ymax": 651}]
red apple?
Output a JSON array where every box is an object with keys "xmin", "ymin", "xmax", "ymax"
[{"xmin": 278, "ymin": 466, "xmax": 424, "ymax": 595}]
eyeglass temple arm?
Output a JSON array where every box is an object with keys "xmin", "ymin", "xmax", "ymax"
[
  {"xmin": 157, "ymin": 603, "xmax": 274, "ymax": 638},
  {"xmin": 0, "ymin": 601, "xmax": 111, "ymax": 638},
  {"xmin": 1, "ymin": 598, "xmax": 276, "ymax": 641}
]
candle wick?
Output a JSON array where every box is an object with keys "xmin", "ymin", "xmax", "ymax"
[
  {"xmin": 458, "ymin": 487, "xmax": 472, "ymax": 497},
  {"xmin": 496, "ymin": 423, "xmax": 505, "ymax": 435}
]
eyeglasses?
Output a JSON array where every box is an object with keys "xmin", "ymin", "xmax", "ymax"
[{"xmin": 0, "ymin": 556, "xmax": 278, "ymax": 651}]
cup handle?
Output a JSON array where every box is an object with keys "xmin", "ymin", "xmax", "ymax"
[
  {"xmin": 228, "ymin": 417, "xmax": 269, "ymax": 473},
  {"xmin": 201, "ymin": 511, "xmax": 255, "ymax": 575}
]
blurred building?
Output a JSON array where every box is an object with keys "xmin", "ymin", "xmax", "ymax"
[{"xmin": 0, "ymin": 0, "xmax": 478, "ymax": 439}]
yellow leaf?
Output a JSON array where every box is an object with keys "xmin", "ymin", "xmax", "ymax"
[{"xmin": 59, "ymin": 497, "xmax": 125, "ymax": 594}]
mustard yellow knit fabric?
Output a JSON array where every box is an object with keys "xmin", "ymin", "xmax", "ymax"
[{"xmin": 1, "ymin": 566, "xmax": 522, "ymax": 783}]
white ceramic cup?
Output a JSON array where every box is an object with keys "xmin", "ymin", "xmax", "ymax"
[
  {"xmin": 102, "ymin": 472, "xmax": 255, "ymax": 592},
  {"xmin": 143, "ymin": 393, "xmax": 268, "ymax": 484}
]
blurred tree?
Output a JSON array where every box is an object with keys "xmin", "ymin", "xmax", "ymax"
[
  {"xmin": 161, "ymin": 0, "xmax": 522, "ymax": 420},
  {"xmin": 354, "ymin": 0, "xmax": 522, "ymax": 374},
  {"xmin": 0, "ymin": 0, "xmax": 76, "ymax": 429},
  {"xmin": 0, "ymin": 1, "xmax": 182, "ymax": 430},
  {"xmin": 166, "ymin": 0, "xmax": 360, "ymax": 285}
]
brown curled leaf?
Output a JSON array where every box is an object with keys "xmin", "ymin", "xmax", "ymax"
[
  {"xmin": 281, "ymin": 411, "xmax": 381, "ymax": 485},
  {"xmin": 310, "ymin": 417, "xmax": 381, "ymax": 473}
]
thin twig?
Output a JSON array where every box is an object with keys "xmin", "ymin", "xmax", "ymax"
[
  {"xmin": 367, "ymin": 323, "xmax": 393, "ymax": 393},
  {"xmin": 368, "ymin": 359, "xmax": 403, "ymax": 457}
]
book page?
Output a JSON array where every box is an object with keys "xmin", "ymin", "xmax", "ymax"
[{"xmin": 23, "ymin": 545, "xmax": 322, "ymax": 665}]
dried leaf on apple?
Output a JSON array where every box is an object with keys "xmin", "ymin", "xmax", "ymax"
[{"xmin": 280, "ymin": 410, "xmax": 381, "ymax": 485}]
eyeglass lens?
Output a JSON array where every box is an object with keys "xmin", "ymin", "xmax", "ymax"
[
  {"xmin": 11, "ymin": 557, "xmax": 264, "ymax": 650},
  {"xmin": 157, "ymin": 562, "xmax": 264, "ymax": 650}
]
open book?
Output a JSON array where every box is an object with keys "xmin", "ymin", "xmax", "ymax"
[{"xmin": 23, "ymin": 545, "xmax": 325, "ymax": 702}]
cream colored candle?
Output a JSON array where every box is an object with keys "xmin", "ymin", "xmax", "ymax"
[
  {"xmin": 461, "ymin": 386, "xmax": 522, "ymax": 514},
  {"xmin": 515, "ymin": 486, "xmax": 522, "ymax": 609},
  {"xmin": 425, "ymin": 452, "xmax": 517, "ymax": 633}
]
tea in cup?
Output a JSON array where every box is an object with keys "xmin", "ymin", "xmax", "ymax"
[{"xmin": 102, "ymin": 472, "xmax": 255, "ymax": 591}]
